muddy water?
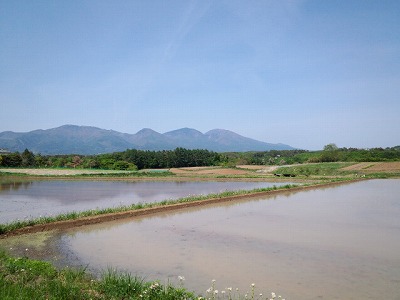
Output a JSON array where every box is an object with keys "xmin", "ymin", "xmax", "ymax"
[
  {"xmin": 57, "ymin": 179, "xmax": 400, "ymax": 300},
  {"xmin": 0, "ymin": 180, "xmax": 288, "ymax": 223}
]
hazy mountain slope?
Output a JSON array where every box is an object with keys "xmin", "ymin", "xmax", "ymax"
[
  {"xmin": 0, "ymin": 125, "xmax": 133, "ymax": 155},
  {"xmin": 205, "ymin": 129, "xmax": 293, "ymax": 152},
  {"xmin": 0, "ymin": 125, "xmax": 294, "ymax": 154},
  {"xmin": 126, "ymin": 128, "xmax": 177, "ymax": 150},
  {"xmin": 164, "ymin": 128, "xmax": 211, "ymax": 149}
]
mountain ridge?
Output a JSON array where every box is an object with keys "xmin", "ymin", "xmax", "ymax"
[{"xmin": 0, "ymin": 125, "xmax": 294, "ymax": 155}]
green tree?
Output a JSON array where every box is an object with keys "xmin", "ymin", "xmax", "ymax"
[
  {"xmin": 2, "ymin": 153, "xmax": 22, "ymax": 167},
  {"xmin": 323, "ymin": 143, "xmax": 338, "ymax": 151},
  {"xmin": 21, "ymin": 149, "xmax": 35, "ymax": 167},
  {"xmin": 321, "ymin": 143, "xmax": 339, "ymax": 162},
  {"xmin": 34, "ymin": 154, "xmax": 46, "ymax": 167}
]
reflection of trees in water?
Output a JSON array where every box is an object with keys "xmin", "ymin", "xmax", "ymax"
[
  {"xmin": 0, "ymin": 180, "xmax": 282, "ymax": 205},
  {"xmin": 2, "ymin": 181, "xmax": 131, "ymax": 204},
  {"xmin": 0, "ymin": 181, "xmax": 33, "ymax": 193},
  {"xmin": 0, "ymin": 181, "xmax": 194, "ymax": 204}
]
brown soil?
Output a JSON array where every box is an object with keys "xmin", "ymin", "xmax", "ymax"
[
  {"xmin": 0, "ymin": 179, "xmax": 365, "ymax": 239},
  {"xmin": 341, "ymin": 162, "xmax": 400, "ymax": 172},
  {"xmin": 170, "ymin": 167, "xmax": 253, "ymax": 176},
  {"xmin": 1, "ymin": 167, "xmax": 264, "ymax": 177}
]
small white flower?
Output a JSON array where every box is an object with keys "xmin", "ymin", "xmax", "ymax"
[
  {"xmin": 206, "ymin": 288, "xmax": 212, "ymax": 293},
  {"xmin": 221, "ymin": 291, "xmax": 226, "ymax": 294},
  {"xmin": 227, "ymin": 287, "xmax": 232, "ymax": 291},
  {"xmin": 214, "ymin": 290, "xmax": 218, "ymax": 294},
  {"xmin": 251, "ymin": 283, "xmax": 255, "ymax": 287},
  {"xmin": 178, "ymin": 276, "xmax": 185, "ymax": 281},
  {"xmin": 212, "ymin": 279, "xmax": 216, "ymax": 283},
  {"xmin": 271, "ymin": 292, "xmax": 276, "ymax": 299}
]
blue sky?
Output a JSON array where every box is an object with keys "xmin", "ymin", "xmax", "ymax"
[{"xmin": 1, "ymin": 0, "xmax": 399, "ymax": 150}]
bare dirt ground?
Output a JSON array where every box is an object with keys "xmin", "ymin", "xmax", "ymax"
[
  {"xmin": 170, "ymin": 165, "xmax": 279, "ymax": 176},
  {"xmin": 1, "ymin": 166, "xmax": 267, "ymax": 177},
  {"xmin": 0, "ymin": 166, "xmax": 272, "ymax": 180},
  {"xmin": 340, "ymin": 162, "xmax": 400, "ymax": 173},
  {"xmin": 3, "ymin": 162, "xmax": 399, "ymax": 178},
  {"xmin": 170, "ymin": 166, "xmax": 252, "ymax": 176}
]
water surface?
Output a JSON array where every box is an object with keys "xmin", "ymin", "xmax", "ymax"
[
  {"xmin": 59, "ymin": 179, "xmax": 400, "ymax": 300},
  {"xmin": 0, "ymin": 180, "xmax": 287, "ymax": 223}
]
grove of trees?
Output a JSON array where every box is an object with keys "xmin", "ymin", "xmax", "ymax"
[
  {"xmin": 0, "ymin": 146, "xmax": 399, "ymax": 170},
  {"xmin": 0, "ymin": 148, "xmax": 221, "ymax": 170}
]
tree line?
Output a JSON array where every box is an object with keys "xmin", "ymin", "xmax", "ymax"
[
  {"xmin": 220, "ymin": 145, "xmax": 400, "ymax": 166},
  {"xmin": 0, "ymin": 145, "xmax": 399, "ymax": 170},
  {"xmin": 0, "ymin": 148, "xmax": 221, "ymax": 170}
]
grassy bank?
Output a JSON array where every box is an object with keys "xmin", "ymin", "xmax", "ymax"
[
  {"xmin": 0, "ymin": 184, "xmax": 300, "ymax": 235},
  {"xmin": 0, "ymin": 250, "xmax": 196, "ymax": 300},
  {"xmin": 0, "ymin": 249, "xmax": 282, "ymax": 300},
  {"xmin": 0, "ymin": 168, "xmax": 175, "ymax": 178},
  {"xmin": 274, "ymin": 162, "xmax": 400, "ymax": 178},
  {"xmin": 0, "ymin": 250, "xmax": 285, "ymax": 300}
]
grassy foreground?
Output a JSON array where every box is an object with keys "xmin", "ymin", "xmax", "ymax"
[
  {"xmin": 0, "ymin": 250, "xmax": 196, "ymax": 300},
  {"xmin": 1, "ymin": 250, "xmax": 285, "ymax": 300}
]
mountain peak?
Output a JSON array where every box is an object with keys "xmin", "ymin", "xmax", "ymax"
[
  {"xmin": 164, "ymin": 128, "xmax": 204, "ymax": 137},
  {"xmin": 136, "ymin": 128, "xmax": 161, "ymax": 135}
]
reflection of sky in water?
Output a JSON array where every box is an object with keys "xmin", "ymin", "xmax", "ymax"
[
  {"xmin": 0, "ymin": 180, "xmax": 292, "ymax": 223},
  {"xmin": 60, "ymin": 179, "xmax": 400, "ymax": 300}
]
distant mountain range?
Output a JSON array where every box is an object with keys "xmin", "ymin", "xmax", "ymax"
[{"xmin": 0, "ymin": 125, "xmax": 294, "ymax": 155}]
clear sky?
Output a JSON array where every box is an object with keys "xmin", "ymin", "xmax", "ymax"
[{"xmin": 1, "ymin": 0, "xmax": 399, "ymax": 150}]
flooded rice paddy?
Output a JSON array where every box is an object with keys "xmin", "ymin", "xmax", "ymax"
[
  {"xmin": 0, "ymin": 180, "xmax": 286, "ymax": 223},
  {"xmin": 1, "ymin": 179, "xmax": 400, "ymax": 299},
  {"xmin": 58, "ymin": 179, "xmax": 400, "ymax": 300}
]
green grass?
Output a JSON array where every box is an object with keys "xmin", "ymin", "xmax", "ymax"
[
  {"xmin": 275, "ymin": 162, "xmax": 355, "ymax": 177},
  {"xmin": 0, "ymin": 184, "xmax": 301, "ymax": 235},
  {"xmin": 1, "ymin": 250, "xmax": 286, "ymax": 299},
  {"xmin": 274, "ymin": 162, "xmax": 400, "ymax": 179},
  {"xmin": 0, "ymin": 250, "xmax": 196, "ymax": 300},
  {"xmin": 0, "ymin": 169, "xmax": 176, "ymax": 178}
]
